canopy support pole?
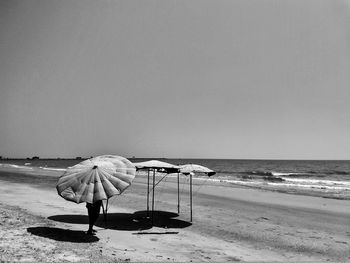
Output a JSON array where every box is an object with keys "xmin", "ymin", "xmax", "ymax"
[
  {"xmin": 147, "ymin": 169, "xmax": 150, "ymax": 217},
  {"xmin": 152, "ymin": 169, "xmax": 156, "ymax": 225},
  {"xmin": 177, "ymin": 172, "xmax": 180, "ymax": 214},
  {"xmin": 190, "ymin": 173, "xmax": 193, "ymax": 222}
]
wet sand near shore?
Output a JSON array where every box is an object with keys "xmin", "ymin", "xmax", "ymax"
[{"xmin": 1, "ymin": 167, "xmax": 350, "ymax": 262}]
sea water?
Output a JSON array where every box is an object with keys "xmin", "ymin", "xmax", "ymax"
[{"xmin": 1, "ymin": 158, "xmax": 350, "ymax": 199}]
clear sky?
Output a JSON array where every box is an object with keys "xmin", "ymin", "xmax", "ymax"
[{"xmin": 1, "ymin": 0, "xmax": 350, "ymax": 159}]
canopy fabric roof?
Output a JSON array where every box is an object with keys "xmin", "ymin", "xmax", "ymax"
[{"xmin": 133, "ymin": 160, "xmax": 180, "ymax": 173}]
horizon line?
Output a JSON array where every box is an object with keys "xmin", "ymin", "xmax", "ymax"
[{"xmin": 1, "ymin": 156, "xmax": 349, "ymax": 161}]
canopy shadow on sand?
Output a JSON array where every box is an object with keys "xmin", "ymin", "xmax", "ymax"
[
  {"xmin": 27, "ymin": 227, "xmax": 99, "ymax": 242},
  {"xmin": 48, "ymin": 210, "xmax": 192, "ymax": 231}
]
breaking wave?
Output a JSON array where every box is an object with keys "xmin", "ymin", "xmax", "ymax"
[
  {"xmin": 39, "ymin": 167, "xmax": 66, "ymax": 172},
  {"xmin": 0, "ymin": 164, "xmax": 33, "ymax": 170}
]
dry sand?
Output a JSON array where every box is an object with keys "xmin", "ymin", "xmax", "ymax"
[{"xmin": 0, "ymin": 166, "xmax": 350, "ymax": 262}]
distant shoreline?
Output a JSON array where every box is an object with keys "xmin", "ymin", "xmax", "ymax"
[{"xmin": 1, "ymin": 157, "xmax": 350, "ymax": 161}]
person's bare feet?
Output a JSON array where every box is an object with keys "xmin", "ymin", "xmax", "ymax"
[{"xmin": 86, "ymin": 229, "xmax": 96, "ymax": 235}]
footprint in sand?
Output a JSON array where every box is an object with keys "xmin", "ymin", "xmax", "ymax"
[
  {"xmin": 258, "ymin": 217, "xmax": 269, "ymax": 220},
  {"xmin": 226, "ymin": 256, "xmax": 241, "ymax": 261},
  {"xmin": 309, "ymin": 236, "xmax": 321, "ymax": 239},
  {"xmin": 335, "ymin": 241, "xmax": 348, "ymax": 244}
]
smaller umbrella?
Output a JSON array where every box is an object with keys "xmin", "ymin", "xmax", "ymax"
[
  {"xmin": 179, "ymin": 164, "xmax": 216, "ymax": 177},
  {"xmin": 134, "ymin": 160, "xmax": 180, "ymax": 173},
  {"xmin": 179, "ymin": 164, "xmax": 216, "ymax": 222}
]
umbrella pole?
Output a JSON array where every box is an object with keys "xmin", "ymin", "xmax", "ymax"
[
  {"xmin": 177, "ymin": 172, "xmax": 180, "ymax": 214},
  {"xmin": 101, "ymin": 201, "xmax": 107, "ymax": 226},
  {"xmin": 147, "ymin": 169, "xmax": 150, "ymax": 217},
  {"xmin": 152, "ymin": 169, "xmax": 155, "ymax": 225},
  {"xmin": 190, "ymin": 173, "xmax": 193, "ymax": 222}
]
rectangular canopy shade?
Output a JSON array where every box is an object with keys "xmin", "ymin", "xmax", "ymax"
[
  {"xmin": 133, "ymin": 160, "xmax": 216, "ymax": 223},
  {"xmin": 133, "ymin": 160, "xmax": 181, "ymax": 224},
  {"xmin": 134, "ymin": 160, "xmax": 180, "ymax": 172}
]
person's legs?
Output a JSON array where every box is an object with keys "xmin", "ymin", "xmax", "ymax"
[
  {"xmin": 92, "ymin": 201, "xmax": 102, "ymax": 225},
  {"xmin": 87, "ymin": 203, "xmax": 94, "ymax": 234},
  {"xmin": 87, "ymin": 201, "xmax": 102, "ymax": 235}
]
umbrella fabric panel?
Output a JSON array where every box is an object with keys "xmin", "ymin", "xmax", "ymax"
[
  {"xmin": 56, "ymin": 169, "xmax": 93, "ymax": 196},
  {"xmin": 92, "ymin": 155, "xmax": 136, "ymax": 176},
  {"xmin": 111, "ymin": 171, "xmax": 135, "ymax": 184},
  {"xmin": 58, "ymin": 184, "xmax": 93, "ymax": 204},
  {"xmin": 98, "ymin": 168, "xmax": 129, "ymax": 194},
  {"xmin": 93, "ymin": 171, "xmax": 108, "ymax": 201},
  {"xmin": 101, "ymin": 172, "xmax": 130, "ymax": 194},
  {"xmin": 82, "ymin": 182, "xmax": 95, "ymax": 203},
  {"xmin": 98, "ymin": 172, "xmax": 121, "ymax": 197},
  {"xmin": 74, "ymin": 174, "xmax": 95, "ymax": 203}
]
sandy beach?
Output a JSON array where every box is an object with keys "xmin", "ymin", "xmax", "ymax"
[{"xmin": 1, "ymin": 165, "xmax": 350, "ymax": 262}]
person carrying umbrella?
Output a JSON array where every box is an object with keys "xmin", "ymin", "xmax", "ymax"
[{"xmin": 56, "ymin": 155, "xmax": 136, "ymax": 235}]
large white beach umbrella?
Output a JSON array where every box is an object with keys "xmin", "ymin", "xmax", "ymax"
[{"xmin": 56, "ymin": 155, "xmax": 136, "ymax": 204}]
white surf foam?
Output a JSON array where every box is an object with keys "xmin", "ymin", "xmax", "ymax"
[
  {"xmin": 272, "ymin": 172, "xmax": 301, "ymax": 176},
  {"xmin": 40, "ymin": 167, "xmax": 66, "ymax": 172},
  {"xmin": 282, "ymin": 177, "xmax": 350, "ymax": 187},
  {"xmin": 0, "ymin": 164, "xmax": 34, "ymax": 170}
]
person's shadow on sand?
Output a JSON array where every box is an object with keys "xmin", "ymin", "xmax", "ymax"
[
  {"xmin": 27, "ymin": 227, "xmax": 99, "ymax": 242},
  {"xmin": 48, "ymin": 210, "xmax": 192, "ymax": 231}
]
